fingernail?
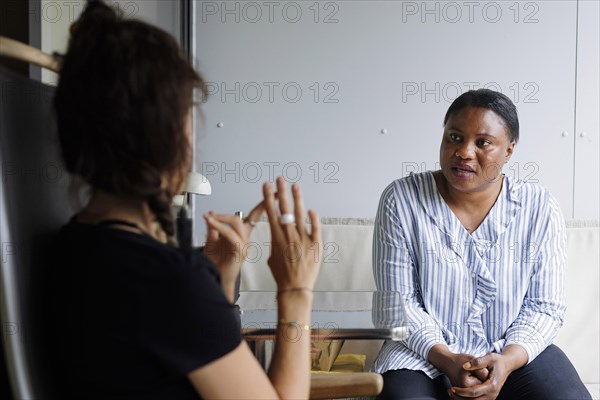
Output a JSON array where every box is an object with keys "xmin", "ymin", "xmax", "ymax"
[{"xmin": 463, "ymin": 362, "xmax": 471, "ymax": 368}]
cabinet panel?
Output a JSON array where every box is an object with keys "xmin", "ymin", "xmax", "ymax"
[
  {"xmin": 574, "ymin": 0, "xmax": 600, "ymax": 219},
  {"xmin": 39, "ymin": 0, "xmax": 180, "ymax": 84}
]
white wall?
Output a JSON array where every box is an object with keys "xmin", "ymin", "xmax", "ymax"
[{"xmin": 192, "ymin": 0, "xmax": 599, "ymax": 241}]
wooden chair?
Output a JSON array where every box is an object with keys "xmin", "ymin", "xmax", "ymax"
[
  {"xmin": 310, "ymin": 373, "xmax": 383, "ymax": 399},
  {"xmin": 0, "ymin": 36, "xmax": 61, "ymax": 72}
]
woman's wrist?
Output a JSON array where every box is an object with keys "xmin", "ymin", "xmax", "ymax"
[
  {"xmin": 277, "ymin": 289, "xmax": 313, "ymax": 321},
  {"xmin": 221, "ymin": 282, "xmax": 236, "ymax": 303},
  {"xmin": 277, "ymin": 287, "xmax": 312, "ymax": 296},
  {"xmin": 277, "ymin": 288, "xmax": 313, "ymax": 304},
  {"xmin": 500, "ymin": 344, "xmax": 528, "ymax": 373},
  {"xmin": 428, "ymin": 345, "xmax": 457, "ymax": 374}
]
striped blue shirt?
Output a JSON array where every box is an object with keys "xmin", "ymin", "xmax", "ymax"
[{"xmin": 372, "ymin": 171, "xmax": 566, "ymax": 377}]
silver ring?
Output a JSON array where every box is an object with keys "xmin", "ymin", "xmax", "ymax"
[{"xmin": 279, "ymin": 213, "xmax": 295, "ymax": 225}]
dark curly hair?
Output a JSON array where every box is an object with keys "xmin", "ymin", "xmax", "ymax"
[
  {"xmin": 443, "ymin": 89, "xmax": 519, "ymax": 144},
  {"xmin": 53, "ymin": 0, "xmax": 206, "ymax": 238}
]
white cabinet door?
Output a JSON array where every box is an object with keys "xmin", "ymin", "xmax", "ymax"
[
  {"xmin": 40, "ymin": 0, "xmax": 181, "ymax": 84},
  {"xmin": 192, "ymin": 1, "xmax": 577, "ymax": 238},
  {"xmin": 574, "ymin": 0, "xmax": 600, "ymax": 219}
]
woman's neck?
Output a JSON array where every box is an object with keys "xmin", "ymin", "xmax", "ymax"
[
  {"xmin": 77, "ymin": 190, "xmax": 155, "ymax": 234},
  {"xmin": 434, "ymin": 171, "xmax": 504, "ymax": 212}
]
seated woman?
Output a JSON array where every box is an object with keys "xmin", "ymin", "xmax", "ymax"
[
  {"xmin": 46, "ymin": 1, "xmax": 321, "ymax": 398},
  {"xmin": 372, "ymin": 89, "xmax": 590, "ymax": 400}
]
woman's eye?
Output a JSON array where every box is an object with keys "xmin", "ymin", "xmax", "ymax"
[
  {"xmin": 477, "ymin": 140, "xmax": 491, "ymax": 147},
  {"xmin": 449, "ymin": 134, "xmax": 461, "ymax": 142}
]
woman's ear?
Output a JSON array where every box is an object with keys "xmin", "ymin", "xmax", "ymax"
[{"xmin": 505, "ymin": 142, "xmax": 515, "ymax": 163}]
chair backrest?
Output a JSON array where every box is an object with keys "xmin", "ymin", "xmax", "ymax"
[{"xmin": 0, "ymin": 66, "xmax": 73, "ymax": 399}]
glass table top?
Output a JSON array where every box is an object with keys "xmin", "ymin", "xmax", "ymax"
[{"xmin": 237, "ymin": 291, "xmax": 408, "ymax": 341}]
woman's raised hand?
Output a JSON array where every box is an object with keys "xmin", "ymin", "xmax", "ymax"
[
  {"xmin": 203, "ymin": 200, "xmax": 266, "ymax": 301},
  {"xmin": 263, "ymin": 177, "xmax": 322, "ymax": 292}
]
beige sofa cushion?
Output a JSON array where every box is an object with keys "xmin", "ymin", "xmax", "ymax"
[
  {"xmin": 240, "ymin": 219, "xmax": 376, "ymax": 291},
  {"xmin": 554, "ymin": 222, "xmax": 600, "ymax": 384},
  {"xmin": 240, "ymin": 218, "xmax": 599, "ymax": 384}
]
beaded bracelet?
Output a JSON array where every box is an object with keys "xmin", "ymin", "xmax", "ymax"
[{"xmin": 278, "ymin": 319, "xmax": 310, "ymax": 331}]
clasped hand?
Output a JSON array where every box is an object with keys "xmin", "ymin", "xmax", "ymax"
[{"xmin": 447, "ymin": 353, "xmax": 512, "ymax": 400}]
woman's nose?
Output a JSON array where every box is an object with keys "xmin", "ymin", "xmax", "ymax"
[{"xmin": 455, "ymin": 143, "xmax": 475, "ymax": 159}]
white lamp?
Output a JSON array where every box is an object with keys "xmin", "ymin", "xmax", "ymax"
[
  {"xmin": 174, "ymin": 172, "xmax": 211, "ymax": 253},
  {"xmin": 184, "ymin": 171, "xmax": 212, "ymax": 196},
  {"xmin": 172, "ymin": 171, "xmax": 211, "ymax": 206}
]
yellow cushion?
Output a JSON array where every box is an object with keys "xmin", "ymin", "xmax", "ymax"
[{"xmin": 311, "ymin": 354, "xmax": 366, "ymax": 374}]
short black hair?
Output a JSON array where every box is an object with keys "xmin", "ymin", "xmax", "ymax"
[{"xmin": 443, "ymin": 89, "xmax": 519, "ymax": 144}]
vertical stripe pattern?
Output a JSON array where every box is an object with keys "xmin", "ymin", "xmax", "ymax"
[{"xmin": 372, "ymin": 171, "xmax": 566, "ymax": 378}]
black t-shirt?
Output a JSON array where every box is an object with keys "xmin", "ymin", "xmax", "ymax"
[{"xmin": 45, "ymin": 217, "xmax": 242, "ymax": 399}]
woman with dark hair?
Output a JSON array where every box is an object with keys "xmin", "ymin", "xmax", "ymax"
[
  {"xmin": 373, "ymin": 89, "xmax": 591, "ymax": 399},
  {"xmin": 47, "ymin": 1, "xmax": 321, "ymax": 399}
]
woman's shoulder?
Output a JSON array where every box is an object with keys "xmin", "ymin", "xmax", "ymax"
[
  {"xmin": 376, "ymin": 172, "xmax": 436, "ymax": 223},
  {"xmin": 381, "ymin": 171, "xmax": 433, "ymax": 198},
  {"xmin": 53, "ymin": 217, "xmax": 180, "ymax": 257},
  {"xmin": 51, "ymin": 217, "xmax": 216, "ymax": 283},
  {"xmin": 504, "ymin": 175, "xmax": 563, "ymax": 223},
  {"xmin": 504, "ymin": 175, "xmax": 558, "ymax": 207}
]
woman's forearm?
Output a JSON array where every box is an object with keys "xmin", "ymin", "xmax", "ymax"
[
  {"xmin": 221, "ymin": 281, "xmax": 236, "ymax": 303},
  {"xmin": 500, "ymin": 344, "xmax": 528, "ymax": 372},
  {"xmin": 428, "ymin": 344, "xmax": 477, "ymax": 379},
  {"xmin": 428, "ymin": 344, "xmax": 456, "ymax": 373},
  {"xmin": 268, "ymin": 290, "xmax": 313, "ymax": 399}
]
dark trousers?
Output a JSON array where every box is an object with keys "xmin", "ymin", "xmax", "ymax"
[{"xmin": 378, "ymin": 345, "xmax": 592, "ymax": 400}]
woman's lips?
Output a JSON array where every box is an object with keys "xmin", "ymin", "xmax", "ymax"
[
  {"xmin": 453, "ymin": 163, "xmax": 475, "ymax": 172},
  {"xmin": 450, "ymin": 163, "xmax": 476, "ymax": 179}
]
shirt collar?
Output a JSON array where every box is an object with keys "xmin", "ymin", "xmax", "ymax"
[{"xmin": 413, "ymin": 171, "xmax": 522, "ymax": 242}]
